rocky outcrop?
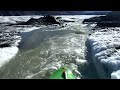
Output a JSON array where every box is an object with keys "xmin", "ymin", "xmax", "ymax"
[
  {"xmin": 9, "ymin": 15, "xmax": 61, "ymax": 26},
  {"xmin": 96, "ymin": 11, "xmax": 120, "ymax": 27},
  {"xmin": 82, "ymin": 16, "xmax": 105, "ymax": 24},
  {"xmin": 97, "ymin": 21, "xmax": 120, "ymax": 27}
]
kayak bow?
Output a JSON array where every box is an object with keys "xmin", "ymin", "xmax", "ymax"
[{"xmin": 49, "ymin": 67, "xmax": 76, "ymax": 79}]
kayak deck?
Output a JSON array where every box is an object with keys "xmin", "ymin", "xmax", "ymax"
[{"xmin": 49, "ymin": 67, "xmax": 76, "ymax": 79}]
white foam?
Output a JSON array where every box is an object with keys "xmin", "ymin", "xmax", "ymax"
[
  {"xmin": 0, "ymin": 46, "xmax": 18, "ymax": 67},
  {"xmin": 25, "ymin": 61, "xmax": 62, "ymax": 79},
  {"xmin": 17, "ymin": 26, "xmax": 41, "ymax": 32},
  {"xmin": 75, "ymin": 57, "xmax": 87, "ymax": 65}
]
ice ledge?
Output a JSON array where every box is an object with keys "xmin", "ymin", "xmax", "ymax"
[{"xmin": 87, "ymin": 28, "xmax": 120, "ymax": 79}]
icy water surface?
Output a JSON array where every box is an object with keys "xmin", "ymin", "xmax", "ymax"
[{"xmin": 0, "ymin": 15, "xmax": 99, "ymax": 79}]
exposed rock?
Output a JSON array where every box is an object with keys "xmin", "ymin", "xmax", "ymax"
[
  {"xmin": 97, "ymin": 21, "xmax": 120, "ymax": 27},
  {"xmin": 82, "ymin": 16, "xmax": 105, "ymax": 24},
  {"xmin": 56, "ymin": 17, "xmax": 62, "ymax": 19},
  {"xmin": 14, "ymin": 15, "xmax": 61, "ymax": 26}
]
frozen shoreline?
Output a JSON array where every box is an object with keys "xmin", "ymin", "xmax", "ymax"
[
  {"xmin": 87, "ymin": 28, "xmax": 120, "ymax": 79},
  {"xmin": 0, "ymin": 46, "xmax": 19, "ymax": 67}
]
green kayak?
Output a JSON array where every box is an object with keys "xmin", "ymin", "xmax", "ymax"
[{"xmin": 49, "ymin": 67, "xmax": 76, "ymax": 79}]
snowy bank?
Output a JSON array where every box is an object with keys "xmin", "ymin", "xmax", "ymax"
[
  {"xmin": 87, "ymin": 28, "xmax": 120, "ymax": 79},
  {"xmin": 111, "ymin": 70, "xmax": 120, "ymax": 79},
  {"xmin": 0, "ymin": 16, "xmax": 42, "ymax": 24},
  {"xmin": 0, "ymin": 46, "xmax": 18, "ymax": 67}
]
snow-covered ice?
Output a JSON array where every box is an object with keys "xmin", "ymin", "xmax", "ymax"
[
  {"xmin": 0, "ymin": 46, "xmax": 18, "ymax": 67},
  {"xmin": 0, "ymin": 16, "xmax": 42, "ymax": 24},
  {"xmin": 111, "ymin": 70, "xmax": 120, "ymax": 79},
  {"xmin": 88, "ymin": 28, "xmax": 120, "ymax": 79}
]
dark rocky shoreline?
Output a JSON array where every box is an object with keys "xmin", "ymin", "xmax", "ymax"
[
  {"xmin": 8, "ymin": 15, "xmax": 74, "ymax": 26},
  {"xmin": 82, "ymin": 11, "xmax": 120, "ymax": 28}
]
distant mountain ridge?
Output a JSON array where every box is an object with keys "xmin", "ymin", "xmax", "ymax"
[{"xmin": 0, "ymin": 11, "xmax": 111, "ymax": 16}]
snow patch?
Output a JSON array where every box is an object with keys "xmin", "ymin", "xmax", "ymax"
[
  {"xmin": 0, "ymin": 46, "xmax": 18, "ymax": 67},
  {"xmin": 111, "ymin": 70, "xmax": 120, "ymax": 79}
]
